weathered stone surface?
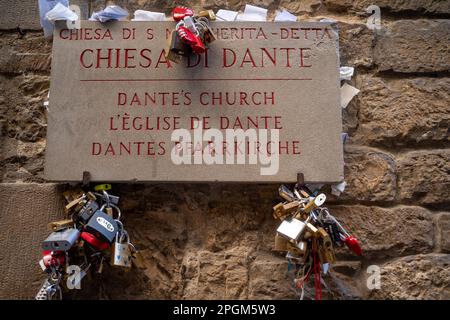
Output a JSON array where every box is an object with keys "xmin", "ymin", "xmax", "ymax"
[
  {"xmin": 397, "ymin": 149, "xmax": 450, "ymax": 206},
  {"xmin": 0, "ymin": 31, "xmax": 51, "ymax": 74},
  {"xmin": 248, "ymin": 253, "xmax": 296, "ymax": 299},
  {"xmin": 352, "ymin": 76, "xmax": 450, "ymax": 147},
  {"xmin": 0, "ymin": 74, "xmax": 48, "ymax": 143},
  {"xmin": 436, "ymin": 214, "xmax": 450, "ymax": 253},
  {"xmin": 330, "ymin": 205, "xmax": 434, "ymax": 259},
  {"xmin": 0, "ymin": 0, "xmax": 40, "ymax": 30},
  {"xmin": 324, "ymin": 0, "xmax": 450, "ymax": 15},
  {"xmin": 337, "ymin": 146, "xmax": 396, "ymax": 202},
  {"xmin": 374, "ymin": 20, "xmax": 450, "ymax": 73},
  {"xmin": 369, "ymin": 254, "xmax": 450, "ymax": 299},
  {"xmin": 279, "ymin": 0, "xmax": 322, "ymax": 14},
  {"xmin": 0, "ymin": 137, "xmax": 46, "ymax": 182},
  {"xmin": 0, "ymin": 183, "xmax": 65, "ymax": 299},
  {"xmin": 339, "ymin": 22, "xmax": 375, "ymax": 68}
]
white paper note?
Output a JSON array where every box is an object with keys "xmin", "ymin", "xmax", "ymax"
[
  {"xmin": 340, "ymin": 66, "xmax": 355, "ymax": 81},
  {"xmin": 216, "ymin": 9, "xmax": 238, "ymax": 21},
  {"xmin": 132, "ymin": 10, "xmax": 165, "ymax": 21},
  {"xmin": 274, "ymin": 10, "xmax": 297, "ymax": 22},
  {"xmin": 89, "ymin": 5, "xmax": 128, "ymax": 22},
  {"xmin": 45, "ymin": 3, "xmax": 78, "ymax": 22},
  {"xmin": 340, "ymin": 83, "xmax": 360, "ymax": 108},
  {"xmin": 331, "ymin": 181, "xmax": 347, "ymax": 196},
  {"xmin": 244, "ymin": 4, "xmax": 268, "ymax": 18}
]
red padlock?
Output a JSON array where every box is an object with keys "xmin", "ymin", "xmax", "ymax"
[
  {"xmin": 177, "ymin": 26, "xmax": 205, "ymax": 54},
  {"xmin": 177, "ymin": 26, "xmax": 197, "ymax": 46},
  {"xmin": 81, "ymin": 231, "xmax": 110, "ymax": 251},
  {"xmin": 42, "ymin": 250, "xmax": 65, "ymax": 268},
  {"xmin": 172, "ymin": 6, "xmax": 194, "ymax": 22},
  {"xmin": 344, "ymin": 235, "xmax": 362, "ymax": 256},
  {"xmin": 191, "ymin": 35, "xmax": 206, "ymax": 54}
]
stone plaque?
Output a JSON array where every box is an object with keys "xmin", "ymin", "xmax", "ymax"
[{"xmin": 45, "ymin": 21, "xmax": 343, "ymax": 182}]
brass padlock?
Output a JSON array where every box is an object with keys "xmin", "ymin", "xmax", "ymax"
[
  {"xmin": 286, "ymin": 240, "xmax": 307, "ymax": 256},
  {"xmin": 48, "ymin": 219, "xmax": 74, "ymax": 232},
  {"xmin": 273, "ymin": 201, "xmax": 300, "ymax": 220},
  {"xmin": 63, "ymin": 188, "xmax": 84, "ymax": 204},
  {"xmin": 279, "ymin": 185, "xmax": 296, "ymax": 202},
  {"xmin": 200, "ymin": 23, "xmax": 216, "ymax": 45},
  {"xmin": 64, "ymin": 194, "xmax": 86, "ymax": 214},
  {"xmin": 166, "ymin": 30, "xmax": 191, "ymax": 63},
  {"xmin": 105, "ymin": 207, "xmax": 114, "ymax": 217},
  {"xmin": 198, "ymin": 10, "xmax": 216, "ymax": 20},
  {"xmin": 317, "ymin": 227, "xmax": 336, "ymax": 263},
  {"xmin": 302, "ymin": 193, "xmax": 326, "ymax": 213}
]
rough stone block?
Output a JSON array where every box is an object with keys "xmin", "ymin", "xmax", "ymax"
[
  {"xmin": 330, "ymin": 205, "xmax": 434, "ymax": 259},
  {"xmin": 352, "ymin": 76, "xmax": 450, "ymax": 147},
  {"xmin": 369, "ymin": 254, "xmax": 450, "ymax": 299},
  {"xmin": 397, "ymin": 149, "xmax": 450, "ymax": 206},
  {"xmin": 0, "ymin": 183, "xmax": 65, "ymax": 299},
  {"xmin": 374, "ymin": 20, "xmax": 450, "ymax": 73}
]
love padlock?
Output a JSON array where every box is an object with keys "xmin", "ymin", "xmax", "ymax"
[
  {"xmin": 80, "ymin": 231, "xmax": 110, "ymax": 251},
  {"xmin": 177, "ymin": 26, "xmax": 205, "ymax": 54},
  {"xmin": 40, "ymin": 250, "xmax": 65, "ymax": 270},
  {"xmin": 343, "ymin": 235, "xmax": 362, "ymax": 256},
  {"xmin": 172, "ymin": 6, "xmax": 194, "ymax": 22}
]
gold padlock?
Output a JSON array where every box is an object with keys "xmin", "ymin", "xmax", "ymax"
[
  {"xmin": 105, "ymin": 207, "xmax": 113, "ymax": 217},
  {"xmin": 198, "ymin": 10, "xmax": 216, "ymax": 20},
  {"xmin": 286, "ymin": 240, "xmax": 307, "ymax": 256},
  {"xmin": 64, "ymin": 194, "xmax": 86, "ymax": 214},
  {"xmin": 273, "ymin": 201, "xmax": 300, "ymax": 220},
  {"xmin": 317, "ymin": 227, "xmax": 336, "ymax": 263},
  {"xmin": 48, "ymin": 219, "xmax": 74, "ymax": 231},
  {"xmin": 302, "ymin": 193, "xmax": 326, "ymax": 213},
  {"xmin": 63, "ymin": 188, "xmax": 84, "ymax": 203}
]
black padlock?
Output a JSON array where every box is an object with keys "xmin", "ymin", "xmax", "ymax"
[
  {"xmin": 77, "ymin": 200, "xmax": 99, "ymax": 224},
  {"xmin": 325, "ymin": 222, "xmax": 343, "ymax": 246},
  {"xmin": 85, "ymin": 210, "xmax": 118, "ymax": 244},
  {"xmin": 169, "ymin": 30, "xmax": 191, "ymax": 57}
]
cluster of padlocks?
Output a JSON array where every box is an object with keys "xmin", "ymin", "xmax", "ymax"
[
  {"xmin": 165, "ymin": 6, "xmax": 216, "ymax": 63},
  {"xmin": 273, "ymin": 184, "xmax": 362, "ymax": 300},
  {"xmin": 35, "ymin": 184, "xmax": 139, "ymax": 300}
]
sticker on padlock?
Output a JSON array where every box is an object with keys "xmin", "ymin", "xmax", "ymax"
[
  {"xmin": 302, "ymin": 193, "xmax": 326, "ymax": 213},
  {"xmin": 85, "ymin": 210, "xmax": 118, "ymax": 244},
  {"xmin": 112, "ymin": 231, "xmax": 132, "ymax": 268},
  {"xmin": 42, "ymin": 228, "xmax": 80, "ymax": 251}
]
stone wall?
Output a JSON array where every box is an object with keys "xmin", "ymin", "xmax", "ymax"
[{"xmin": 0, "ymin": 0, "xmax": 449, "ymax": 299}]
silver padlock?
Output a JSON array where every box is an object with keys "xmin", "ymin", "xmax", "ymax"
[
  {"xmin": 183, "ymin": 16, "xmax": 198, "ymax": 34},
  {"xmin": 42, "ymin": 228, "xmax": 80, "ymax": 251},
  {"xmin": 276, "ymin": 218, "xmax": 306, "ymax": 241},
  {"xmin": 112, "ymin": 230, "xmax": 133, "ymax": 268}
]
